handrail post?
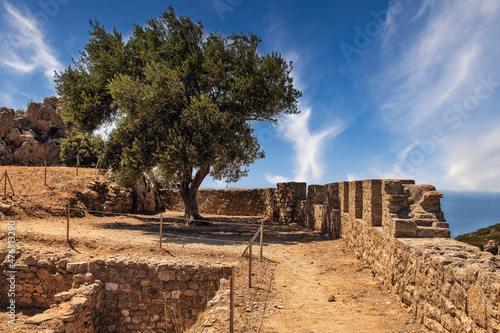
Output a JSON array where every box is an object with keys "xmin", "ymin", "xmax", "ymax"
[
  {"xmin": 230, "ymin": 268, "xmax": 234, "ymax": 333},
  {"xmin": 259, "ymin": 223, "xmax": 263, "ymax": 262},
  {"xmin": 248, "ymin": 239, "xmax": 252, "ymax": 288}
]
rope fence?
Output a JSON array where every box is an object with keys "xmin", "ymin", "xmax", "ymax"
[
  {"xmin": 28, "ymin": 201, "xmax": 268, "ymax": 333},
  {"xmin": 2, "ymin": 165, "xmax": 275, "ymax": 333}
]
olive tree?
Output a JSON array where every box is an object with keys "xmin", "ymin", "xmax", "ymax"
[{"xmin": 55, "ymin": 7, "xmax": 301, "ymax": 223}]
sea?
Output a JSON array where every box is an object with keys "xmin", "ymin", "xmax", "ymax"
[{"xmin": 440, "ymin": 191, "xmax": 500, "ymax": 238}]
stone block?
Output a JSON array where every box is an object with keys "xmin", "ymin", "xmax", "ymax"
[
  {"xmin": 105, "ymin": 283, "xmax": 119, "ymax": 291},
  {"xmin": 158, "ymin": 270, "xmax": 176, "ymax": 281},
  {"xmin": 66, "ymin": 262, "xmax": 88, "ymax": 273}
]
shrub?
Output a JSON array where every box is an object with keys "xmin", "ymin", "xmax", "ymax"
[{"xmin": 60, "ymin": 129, "xmax": 104, "ymax": 167}]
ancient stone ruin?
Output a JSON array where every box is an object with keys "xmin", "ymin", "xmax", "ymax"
[
  {"xmin": 0, "ymin": 97, "xmax": 69, "ymax": 166},
  {"xmin": 162, "ymin": 179, "xmax": 500, "ymax": 332},
  {"xmin": 0, "ymin": 251, "xmax": 231, "ymax": 332},
  {"xmin": 162, "ymin": 179, "xmax": 451, "ymax": 239},
  {"xmin": 1, "ymin": 178, "xmax": 499, "ymax": 332}
]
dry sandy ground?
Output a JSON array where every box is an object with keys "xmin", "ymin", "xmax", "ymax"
[
  {"xmin": 0, "ymin": 166, "xmax": 429, "ymax": 332},
  {"xmin": 1, "ymin": 214, "xmax": 428, "ymax": 332}
]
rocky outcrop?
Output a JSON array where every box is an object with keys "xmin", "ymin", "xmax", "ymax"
[
  {"xmin": 70, "ymin": 174, "xmax": 163, "ymax": 215},
  {"xmin": 0, "ymin": 97, "xmax": 70, "ymax": 166},
  {"xmin": 484, "ymin": 239, "xmax": 499, "ymax": 255},
  {"xmin": 133, "ymin": 171, "xmax": 164, "ymax": 213}
]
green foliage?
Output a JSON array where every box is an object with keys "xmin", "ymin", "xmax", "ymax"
[
  {"xmin": 455, "ymin": 223, "xmax": 500, "ymax": 250},
  {"xmin": 14, "ymin": 99, "xmax": 33, "ymax": 116},
  {"xmin": 60, "ymin": 129, "xmax": 104, "ymax": 167},
  {"xmin": 14, "ymin": 108, "xmax": 26, "ymax": 116},
  {"xmin": 153, "ymin": 167, "xmax": 178, "ymax": 189},
  {"xmin": 55, "ymin": 7, "xmax": 301, "ymax": 189}
]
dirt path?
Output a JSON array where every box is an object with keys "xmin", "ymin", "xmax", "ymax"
[{"xmin": 261, "ymin": 238, "xmax": 429, "ymax": 333}]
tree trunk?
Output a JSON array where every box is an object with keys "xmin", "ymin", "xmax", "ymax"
[{"xmin": 179, "ymin": 164, "xmax": 210, "ymax": 225}]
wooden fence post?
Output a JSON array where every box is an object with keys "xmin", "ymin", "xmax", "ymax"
[
  {"xmin": 230, "ymin": 268, "xmax": 234, "ymax": 333},
  {"xmin": 248, "ymin": 240, "xmax": 252, "ymax": 288},
  {"xmin": 95, "ymin": 152, "xmax": 102, "ymax": 176},
  {"xmin": 76, "ymin": 155, "xmax": 80, "ymax": 176},
  {"xmin": 159, "ymin": 213, "xmax": 163, "ymax": 249},
  {"xmin": 2, "ymin": 171, "xmax": 14, "ymax": 197},
  {"xmin": 259, "ymin": 222, "xmax": 263, "ymax": 263},
  {"xmin": 6, "ymin": 171, "xmax": 14, "ymax": 196},
  {"xmin": 66, "ymin": 201, "xmax": 70, "ymax": 244}
]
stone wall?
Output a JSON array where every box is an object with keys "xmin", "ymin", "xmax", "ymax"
[
  {"xmin": 161, "ymin": 188, "xmax": 272, "ymax": 216},
  {"xmin": 340, "ymin": 211, "xmax": 500, "ymax": 332},
  {"xmin": 0, "ymin": 250, "xmax": 232, "ymax": 332},
  {"xmin": 285, "ymin": 179, "xmax": 451, "ymax": 239},
  {"xmin": 285, "ymin": 178, "xmax": 498, "ymax": 332}
]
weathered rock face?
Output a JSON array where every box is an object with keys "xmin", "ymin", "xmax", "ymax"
[
  {"xmin": 0, "ymin": 97, "xmax": 70, "ymax": 166},
  {"xmin": 484, "ymin": 239, "xmax": 499, "ymax": 255},
  {"xmin": 133, "ymin": 171, "xmax": 164, "ymax": 213}
]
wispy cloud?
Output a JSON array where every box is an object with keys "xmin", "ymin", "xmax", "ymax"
[
  {"xmin": 277, "ymin": 107, "xmax": 344, "ymax": 183},
  {"xmin": 368, "ymin": 0, "xmax": 500, "ymax": 190},
  {"xmin": 443, "ymin": 124, "xmax": 500, "ymax": 190},
  {"xmin": 264, "ymin": 174, "xmax": 290, "ymax": 185},
  {"xmin": 0, "ymin": 2, "xmax": 63, "ymax": 84}
]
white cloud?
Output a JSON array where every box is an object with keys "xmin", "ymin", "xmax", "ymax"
[
  {"xmin": 277, "ymin": 107, "xmax": 344, "ymax": 184},
  {"xmin": 368, "ymin": 0, "xmax": 500, "ymax": 190},
  {"xmin": 265, "ymin": 174, "xmax": 290, "ymax": 185},
  {"xmin": 442, "ymin": 125, "xmax": 500, "ymax": 190},
  {"xmin": 0, "ymin": 2, "xmax": 63, "ymax": 84},
  {"xmin": 347, "ymin": 173, "xmax": 359, "ymax": 181},
  {"xmin": 374, "ymin": 0, "xmax": 500, "ymax": 134}
]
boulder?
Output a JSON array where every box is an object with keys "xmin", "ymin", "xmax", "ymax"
[
  {"xmin": 133, "ymin": 171, "xmax": 164, "ymax": 213},
  {"xmin": 484, "ymin": 240, "xmax": 498, "ymax": 255},
  {"xmin": 0, "ymin": 107, "xmax": 15, "ymax": 137},
  {"xmin": 0, "ymin": 97, "xmax": 69, "ymax": 166}
]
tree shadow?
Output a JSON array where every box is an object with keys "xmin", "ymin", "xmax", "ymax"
[{"xmin": 92, "ymin": 212, "xmax": 331, "ymax": 247}]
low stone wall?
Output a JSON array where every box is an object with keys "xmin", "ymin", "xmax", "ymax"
[
  {"xmin": 0, "ymin": 253, "xmax": 74, "ymax": 308},
  {"xmin": 161, "ymin": 188, "xmax": 271, "ymax": 216},
  {"xmin": 0, "ymin": 251, "xmax": 232, "ymax": 332},
  {"xmin": 286, "ymin": 179, "xmax": 499, "ymax": 332},
  {"xmin": 25, "ymin": 280, "xmax": 105, "ymax": 333},
  {"xmin": 340, "ymin": 214, "xmax": 500, "ymax": 332}
]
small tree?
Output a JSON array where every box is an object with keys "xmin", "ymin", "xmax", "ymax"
[
  {"xmin": 55, "ymin": 7, "xmax": 301, "ymax": 223},
  {"xmin": 59, "ymin": 129, "xmax": 104, "ymax": 167}
]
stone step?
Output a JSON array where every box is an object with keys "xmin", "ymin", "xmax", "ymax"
[
  {"xmin": 413, "ymin": 219, "xmax": 435, "ymax": 227},
  {"xmin": 416, "ymin": 227, "xmax": 450, "ymax": 238},
  {"xmin": 410, "ymin": 213, "xmax": 436, "ymax": 219},
  {"xmin": 432, "ymin": 222, "xmax": 449, "ymax": 228}
]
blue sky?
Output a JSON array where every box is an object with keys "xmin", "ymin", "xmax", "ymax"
[{"xmin": 1, "ymin": 0, "xmax": 500, "ymax": 191}]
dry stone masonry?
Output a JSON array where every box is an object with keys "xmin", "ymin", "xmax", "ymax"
[
  {"xmin": 162, "ymin": 178, "xmax": 499, "ymax": 332},
  {"xmin": 161, "ymin": 188, "xmax": 271, "ymax": 216},
  {"xmin": 277, "ymin": 179, "xmax": 499, "ymax": 332},
  {"xmin": 0, "ymin": 250, "xmax": 232, "ymax": 332},
  {"xmin": 2, "ymin": 178, "xmax": 498, "ymax": 332}
]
